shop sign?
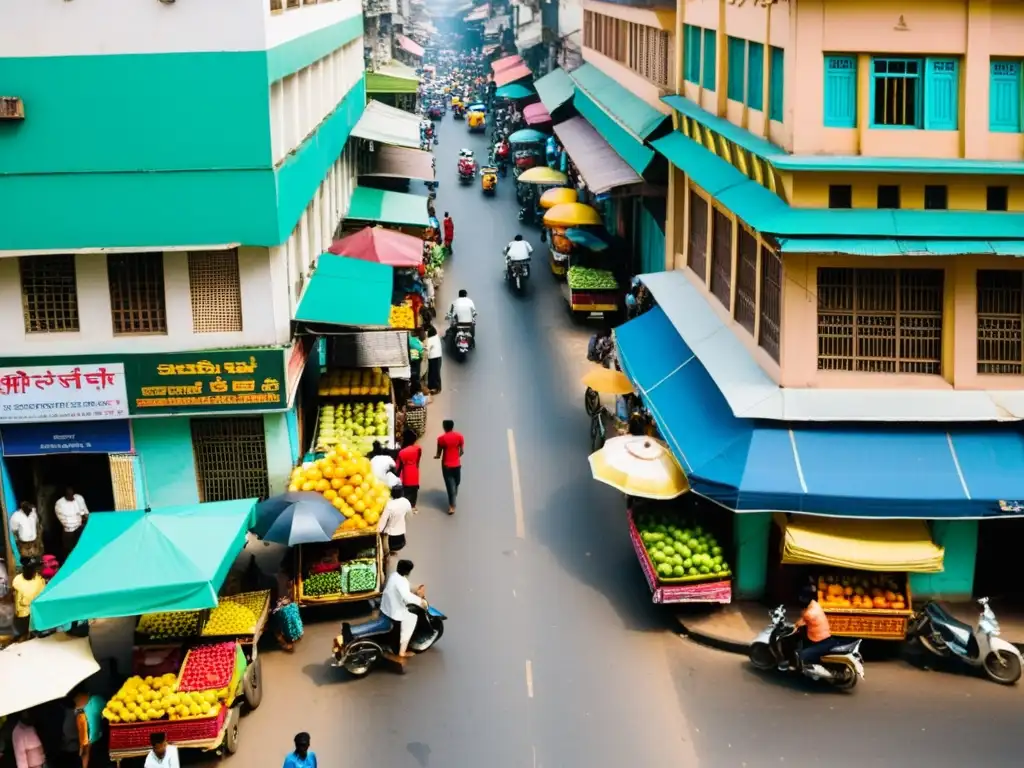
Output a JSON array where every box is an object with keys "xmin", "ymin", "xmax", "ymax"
[
  {"xmin": 1, "ymin": 419, "xmax": 133, "ymax": 457},
  {"xmin": 286, "ymin": 337, "xmax": 313, "ymax": 407},
  {"xmin": 0, "ymin": 363, "xmax": 128, "ymax": 423},
  {"xmin": 129, "ymin": 349, "xmax": 287, "ymax": 415}
]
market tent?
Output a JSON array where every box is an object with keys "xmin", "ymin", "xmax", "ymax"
[
  {"xmin": 396, "ymin": 34, "xmax": 424, "ymax": 58},
  {"xmin": 351, "ymin": 100, "xmax": 424, "ymax": 149},
  {"xmin": 496, "ymin": 83, "xmax": 534, "ymax": 100},
  {"xmin": 362, "ymin": 144, "xmax": 436, "ymax": 181},
  {"xmin": 366, "ymin": 61, "xmax": 420, "ymax": 95},
  {"xmin": 554, "ymin": 116, "xmax": 642, "ymax": 193},
  {"xmin": 30, "ymin": 500, "xmax": 255, "ymax": 631},
  {"xmin": 491, "ymin": 54, "xmax": 523, "ymax": 73},
  {"xmin": 495, "ymin": 63, "xmax": 533, "ymax": 87},
  {"xmin": 329, "ymin": 226, "xmax": 424, "ymax": 267},
  {"xmin": 295, "ymin": 254, "xmax": 393, "ymax": 328},
  {"xmin": 346, "ymin": 186, "xmax": 431, "ymax": 228},
  {"xmin": 0, "ymin": 634, "xmax": 100, "ymax": 717},
  {"xmin": 779, "ymin": 515, "xmax": 945, "ymax": 573},
  {"xmin": 535, "ymin": 68, "xmax": 574, "ymax": 113},
  {"xmin": 523, "ymin": 102, "xmax": 552, "ymax": 125}
]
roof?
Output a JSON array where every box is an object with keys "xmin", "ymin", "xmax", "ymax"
[
  {"xmin": 573, "ymin": 89, "xmax": 655, "ymax": 175},
  {"xmin": 639, "ymin": 269, "xmax": 1024, "ymax": 422},
  {"xmin": 366, "ymin": 61, "xmax": 420, "ymax": 94},
  {"xmin": 535, "ymin": 68, "xmax": 574, "ymax": 112},
  {"xmin": 483, "ymin": 14, "xmax": 509, "ymax": 35},
  {"xmin": 523, "ymin": 102, "xmax": 552, "ymax": 125},
  {"xmin": 494, "ymin": 63, "xmax": 533, "ymax": 87},
  {"xmin": 362, "ymin": 144, "xmax": 436, "ymax": 182},
  {"xmin": 351, "ymin": 100, "xmax": 423, "ymax": 149},
  {"xmin": 396, "ymin": 34, "xmax": 424, "ymax": 58},
  {"xmin": 464, "ymin": 4, "xmax": 489, "ymax": 21},
  {"xmin": 775, "ymin": 237, "xmax": 1024, "ymax": 258},
  {"xmin": 516, "ymin": 19, "xmax": 543, "ymax": 49},
  {"xmin": 492, "ymin": 54, "xmax": 523, "ymax": 72},
  {"xmin": 650, "ymin": 131, "xmax": 1024, "ymax": 239},
  {"xmin": 570, "ymin": 63, "xmax": 668, "ymax": 140},
  {"xmin": 323, "ymin": 330, "xmax": 410, "ymax": 368},
  {"xmin": 553, "ymin": 116, "xmax": 642, "ymax": 194},
  {"xmin": 294, "ymin": 254, "xmax": 393, "ymax": 327},
  {"xmin": 346, "ymin": 186, "xmax": 431, "ymax": 227}
]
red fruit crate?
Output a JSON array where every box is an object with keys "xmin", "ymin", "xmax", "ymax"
[
  {"xmin": 176, "ymin": 642, "xmax": 236, "ymax": 692},
  {"xmin": 108, "ymin": 708, "xmax": 226, "ymax": 751}
]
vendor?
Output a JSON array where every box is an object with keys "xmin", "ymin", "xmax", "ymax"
[{"xmin": 12, "ymin": 560, "xmax": 45, "ymax": 640}]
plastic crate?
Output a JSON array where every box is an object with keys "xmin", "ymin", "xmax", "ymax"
[
  {"xmin": 108, "ymin": 707, "xmax": 226, "ymax": 751},
  {"xmin": 176, "ymin": 642, "xmax": 236, "ymax": 692}
]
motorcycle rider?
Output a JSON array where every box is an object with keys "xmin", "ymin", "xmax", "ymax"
[
  {"xmin": 792, "ymin": 583, "xmax": 844, "ymax": 673},
  {"xmin": 447, "ymin": 289, "xmax": 477, "ymax": 346},
  {"xmin": 380, "ymin": 559, "xmax": 427, "ymax": 660},
  {"xmin": 504, "ymin": 234, "xmax": 533, "ymax": 280}
]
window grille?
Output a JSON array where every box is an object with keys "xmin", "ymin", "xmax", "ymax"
[
  {"xmin": 977, "ymin": 270, "xmax": 1024, "ymax": 374},
  {"xmin": 710, "ymin": 209, "xmax": 733, "ymax": 308},
  {"xmin": 872, "ymin": 58, "xmax": 922, "ymax": 127},
  {"xmin": 191, "ymin": 418, "xmax": 270, "ymax": 502},
  {"xmin": 107, "ymin": 253, "xmax": 167, "ymax": 335},
  {"xmin": 20, "ymin": 254, "xmax": 79, "ymax": 333},
  {"xmin": 687, "ymin": 190, "xmax": 708, "ymax": 282},
  {"xmin": 758, "ymin": 246, "xmax": 782, "ymax": 362},
  {"xmin": 734, "ymin": 228, "xmax": 758, "ymax": 335},
  {"xmin": 189, "ymin": 251, "xmax": 243, "ymax": 333}
]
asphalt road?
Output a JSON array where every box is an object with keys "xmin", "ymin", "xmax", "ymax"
[{"xmin": 196, "ymin": 107, "xmax": 1024, "ymax": 768}]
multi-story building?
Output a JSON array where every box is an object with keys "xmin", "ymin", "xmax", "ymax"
[
  {"xmin": 618, "ymin": 0, "xmax": 1024, "ymax": 603},
  {"xmin": 0, "ymin": 0, "xmax": 367, "ymax": 535}
]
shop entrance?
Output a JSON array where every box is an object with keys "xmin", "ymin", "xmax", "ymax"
[{"xmin": 974, "ymin": 518, "xmax": 1024, "ymax": 602}]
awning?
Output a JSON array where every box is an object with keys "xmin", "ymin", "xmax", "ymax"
[
  {"xmin": 516, "ymin": 19, "xmax": 543, "ymax": 50},
  {"xmin": 396, "ymin": 34, "xmax": 424, "ymax": 58},
  {"xmin": 363, "ymin": 144, "xmax": 436, "ymax": 181},
  {"xmin": 775, "ymin": 237, "xmax": 1024, "ymax": 258},
  {"xmin": 483, "ymin": 43, "xmax": 500, "ymax": 55},
  {"xmin": 295, "ymin": 254, "xmax": 393, "ymax": 328},
  {"xmin": 492, "ymin": 54, "xmax": 523, "ymax": 73},
  {"xmin": 464, "ymin": 3, "xmax": 489, "ymax": 21},
  {"xmin": 351, "ymin": 99, "xmax": 423, "ymax": 149},
  {"xmin": 346, "ymin": 186, "xmax": 431, "ymax": 227},
  {"xmin": 484, "ymin": 14, "xmax": 509, "ymax": 36},
  {"xmin": 494, "ymin": 63, "xmax": 533, "ymax": 87},
  {"xmin": 554, "ymin": 116, "xmax": 642, "ymax": 194},
  {"xmin": 366, "ymin": 62, "xmax": 420, "ymax": 94},
  {"xmin": 780, "ymin": 516, "xmax": 945, "ymax": 573},
  {"xmin": 523, "ymin": 102, "xmax": 552, "ymax": 125},
  {"xmin": 535, "ymin": 68, "xmax": 574, "ymax": 113},
  {"xmin": 325, "ymin": 330, "xmax": 411, "ymax": 368},
  {"xmin": 614, "ymin": 306, "xmax": 1024, "ymax": 519}
]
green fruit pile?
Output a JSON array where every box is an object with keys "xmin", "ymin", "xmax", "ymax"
[
  {"xmin": 568, "ymin": 266, "xmax": 617, "ymax": 291},
  {"xmin": 636, "ymin": 514, "xmax": 731, "ymax": 582},
  {"xmin": 343, "ymin": 561, "xmax": 378, "ymax": 594},
  {"xmin": 304, "ymin": 570, "xmax": 343, "ymax": 597},
  {"xmin": 138, "ymin": 611, "xmax": 202, "ymax": 639}
]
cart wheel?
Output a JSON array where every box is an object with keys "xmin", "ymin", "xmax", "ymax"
[
  {"xmin": 242, "ymin": 656, "xmax": 263, "ymax": 711},
  {"xmin": 224, "ymin": 706, "xmax": 241, "ymax": 755}
]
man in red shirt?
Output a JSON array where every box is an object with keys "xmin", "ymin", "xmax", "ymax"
[
  {"xmin": 443, "ymin": 212, "xmax": 455, "ymax": 253},
  {"xmin": 396, "ymin": 429, "xmax": 423, "ymax": 511},
  {"xmin": 434, "ymin": 419, "xmax": 464, "ymax": 515}
]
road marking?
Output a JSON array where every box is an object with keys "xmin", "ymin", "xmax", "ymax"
[
  {"xmin": 525, "ymin": 660, "xmax": 534, "ymax": 698},
  {"xmin": 507, "ymin": 428, "xmax": 525, "ymax": 539}
]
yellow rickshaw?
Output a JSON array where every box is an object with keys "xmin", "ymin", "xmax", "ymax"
[{"xmin": 467, "ymin": 110, "xmax": 486, "ymax": 132}]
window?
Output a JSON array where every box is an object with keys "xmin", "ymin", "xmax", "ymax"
[
  {"xmin": 871, "ymin": 57, "xmax": 959, "ymax": 129},
  {"xmin": 735, "ymin": 228, "xmax": 758, "ymax": 335},
  {"xmin": 20, "ymin": 255, "xmax": 79, "ymax": 333},
  {"xmin": 758, "ymin": 246, "xmax": 782, "ymax": 362},
  {"xmin": 747, "ymin": 42, "xmax": 764, "ymax": 110},
  {"xmin": 990, "ymin": 60, "xmax": 1022, "ymax": 133},
  {"xmin": 727, "ymin": 37, "xmax": 746, "ymax": 101},
  {"xmin": 816, "ymin": 267, "xmax": 944, "ymax": 374},
  {"xmin": 188, "ymin": 250, "xmax": 243, "ymax": 333},
  {"xmin": 702, "ymin": 29, "xmax": 717, "ymax": 90},
  {"xmin": 987, "ymin": 186, "xmax": 1009, "ymax": 212},
  {"xmin": 192, "ymin": 418, "xmax": 270, "ymax": 502},
  {"xmin": 877, "ymin": 185, "xmax": 901, "ymax": 209},
  {"xmin": 769, "ymin": 46, "xmax": 784, "ymax": 121},
  {"xmin": 586, "ymin": 12, "xmax": 670, "ymax": 87},
  {"xmin": 823, "ymin": 55, "xmax": 857, "ymax": 128},
  {"xmin": 977, "ymin": 270, "xmax": 1024, "ymax": 374},
  {"xmin": 687, "ymin": 189, "xmax": 709, "ymax": 281},
  {"xmin": 684, "ymin": 25, "xmax": 701, "ymax": 84},
  {"xmin": 828, "ymin": 185, "xmax": 853, "ymax": 209},
  {"xmin": 107, "ymin": 253, "xmax": 167, "ymax": 335},
  {"xmin": 924, "ymin": 185, "xmax": 948, "ymax": 210},
  {"xmin": 710, "ymin": 209, "xmax": 733, "ymax": 308}
]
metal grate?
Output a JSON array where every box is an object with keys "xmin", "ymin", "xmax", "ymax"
[
  {"xmin": 20, "ymin": 254, "xmax": 79, "ymax": 333},
  {"xmin": 734, "ymin": 228, "xmax": 758, "ymax": 335},
  {"xmin": 710, "ymin": 209, "xmax": 733, "ymax": 309},
  {"xmin": 108, "ymin": 454, "xmax": 137, "ymax": 511},
  {"xmin": 191, "ymin": 417, "xmax": 270, "ymax": 503},
  {"xmin": 107, "ymin": 253, "xmax": 167, "ymax": 335},
  {"xmin": 188, "ymin": 250, "xmax": 243, "ymax": 333},
  {"xmin": 687, "ymin": 189, "xmax": 708, "ymax": 282},
  {"xmin": 758, "ymin": 246, "xmax": 782, "ymax": 362},
  {"xmin": 817, "ymin": 267, "xmax": 943, "ymax": 374},
  {"xmin": 977, "ymin": 270, "xmax": 1024, "ymax": 374}
]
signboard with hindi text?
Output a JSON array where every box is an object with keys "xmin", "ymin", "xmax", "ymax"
[{"xmin": 0, "ymin": 363, "xmax": 128, "ymax": 422}]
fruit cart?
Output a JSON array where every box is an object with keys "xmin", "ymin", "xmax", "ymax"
[
  {"xmin": 813, "ymin": 571, "xmax": 914, "ymax": 640},
  {"xmin": 312, "ymin": 368, "xmax": 396, "ymax": 453},
  {"xmin": 294, "ymin": 530, "xmax": 385, "ymax": 607},
  {"xmin": 561, "ymin": 265, "xmax": 619, "ymax": 318}
]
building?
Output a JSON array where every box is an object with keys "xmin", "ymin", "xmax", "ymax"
[
  {"xmin": 0, "ymin": 0, "xmax": 367, "ymax": 540},
  {"xmin": 616, "ymin": 0, "xmax": 1024, "ymax": 603}
]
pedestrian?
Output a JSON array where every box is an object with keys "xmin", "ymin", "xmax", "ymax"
[
  {"xmin": 10, "ymin": 501, "xmax": 43, "ymax": 562},
  {"xmin": 283, "ymin": 732, "xmax": 317, "ymax": 768},
  {"xmin": 442, "ymin": 211, "xmax": 455, "ymax": 253},
  {"xmin": 12, "ymin": 559, "xmax": 45, "ymax": 640},
  {"xmin": 408, "ymin": 329, "xmax": 425, "ymax": 384},
  {"xmin": 434, "ymin": 419, "xmax": 465, "ymax": 515},
  {"xmin": 144, "ymin": 732, "xmax": 179, "ymax": 768},
  {"xmin": 12, "ymin": 712, "xmax": 47, "ymax": 768},
  {"xmin": 54, "ymin": 486, "xmax": 88, "ymax": 560},
  {"xmin": 425, "ymin": 325, "xmax": 443, "ymax": 393},
  {"xmin": 396, "ymin": 430, "xmax": 422, "ymax": 510},
  {"xmin": 61, "ymin": 689, "xmax": 104, "ymax": 768},
  {"xmin": 378, "ymin": 485, "xmax": 412, "ymax": 560}
]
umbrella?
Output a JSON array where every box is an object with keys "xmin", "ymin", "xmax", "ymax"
[
  {"xmin": 495, "ymin": 83, "xmax": 534, "ymax": 99},
  {"xmin": 252, "ymin": 492, "xmax": 345, "ymax": 546},
  {"xmin": 565, "ymin": 227, "xmax": 610, "ymax": 251},
  {"xmin": 328, "ymin": 226, "xmax": 424, "ymax": 268},
  {"xmin": 517, "ymin": 167, "xmax": 569, "ymax": 185},
  {"xmin": 589, "ymin": 437, "xmax": 689, "ymax": 500},
  {"xmin": 468, "ymin": 103, "xmax": 487, "ymax": 112},
  {"xmin": 543, "ymin": 202, "xmax": 602, "ymax": 226},
  {"xmin": 509, "ymin": 128, "xmax": 547, "ymax": 144},
  {"xmin": 581, "ymin": 365, "xmax": 634, "ymax": 395},
  {"xmin": 539, "ymin": 187, "xmax": 577, "ymax": 209},
  {"xmin": 0, "ymin": 634, "xmax": 100, "ymax": 717}
]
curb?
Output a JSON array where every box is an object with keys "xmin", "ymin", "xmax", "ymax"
[{"xmin": 674, "ymin": 614, "xmax": 750, "ymax": 656}]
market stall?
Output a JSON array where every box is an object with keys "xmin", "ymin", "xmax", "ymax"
[
  {"xmin": 313, "ymin": 365, "xmax": 396, "ymax": 454},
  {"xmin": 538, "ymin": 187, "xmax": 577, "ymax": 278},
  {"xmin": 543, "ymin": 202, "xmax": 619, "ymax": 316}
]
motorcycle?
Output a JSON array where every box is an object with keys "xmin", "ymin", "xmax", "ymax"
[
  {"xmin": 458, "ymin": 159, "xmax": 476, "ymax": 184},
  {"xmin": 506, "ymin": 259, "xmax": 530, "ymax": 292},
  {"xmin": 910, "ymin": 597, "xmax": 1022, "ymax": 685},
  {"xmin": 748, "ymin": 605, "xmax": 865, "ymax": 690},
  {"xmin": 447, "ymin": 322, "xmax": 474, "ymax": 359},
  {"xmin": 332, "ymin": 604, "xmax": 447, "ymax": 677}
]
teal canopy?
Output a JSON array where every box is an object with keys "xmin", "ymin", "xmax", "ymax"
[
  {"xmin": 30, "ymin": 500, "xmax": 256, "ymax": 631},
  {"xmin": 509, "ymin": 129, "xmax": 547, "ymax": 144},
  {"xmin": 294, "ymin": 254, "xmax": 394, "ymax": 328},
  {"xmin": 495, "ymin": 83, "xmax": 534, "ymax": 100}
]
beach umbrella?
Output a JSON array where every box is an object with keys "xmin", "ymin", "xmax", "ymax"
[
  {"xmin": 539, "ymin": 187, "xmax": 577, "ymax": 209},
  {"xmin": 252, "ymin": 492, "xmax": 345, "ymax": 546},
  {"xmin": 495, "ymin": 83, "xmax": 534, "ymax": 99},
  {"xmin": 543, "ymin": 202, "xmax": 602, "ymax": 226},
  {"xmin": 509, "ymin": 128, "xmax": 547, "ymax": 144},
  {"xmin": 517, "ymin": 167, "xmax": 569, "ymax": 185},
  {"xmin": 565, "ymin": 227, "xmax": 610, "ymax": 251},
  {"xmin": 328, "ymin": 226, "xmax": 424, "ymax": 268},
  {"xmin": 588, "ymin": 437, "xmax": 689, "ymax": 500}
]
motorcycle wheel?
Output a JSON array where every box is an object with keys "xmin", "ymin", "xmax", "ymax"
[
  {"xmin": 830, "ymin": 665, "xmax": 858, "ymax": 690},
  {"xmin": 590, "ymin": 414, "xmax": 605, "ymax": 451},
  {"xmin": 515, "ymin": 275, "xmax": 522, "ymax": 291},
  {"xmin": 748, "ymin": 642, "xmax": 776, "ymax": 671},
  {"xmin": 342, "ymin": 642, "xmax": 380, "ymax": 677},
  {"xmin": 983, "ymin": 650, "xmax": 1022, "ymax": 685},
  {"xmin": 918, "ymin": 633, "xmax": 951, "ymax": 657},
  {"xmin": 584, "ymin": 387, "xmax": 601, "ymax": 417}
]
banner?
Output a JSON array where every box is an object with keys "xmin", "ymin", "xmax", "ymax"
[
  {"xmin": 0, "ymin": 363, "xmax": 128, "ymax": 423},
  {"xmin": 1, "ymin": 420, "xmax": 133, "ymax": 456}
]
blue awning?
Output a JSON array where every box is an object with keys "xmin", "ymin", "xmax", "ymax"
[{"xmin": 615, "ymin": 307, "xmax": 1024, "ymax": 519}]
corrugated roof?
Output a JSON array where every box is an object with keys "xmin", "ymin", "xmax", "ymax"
[
  {"xmin": 776, "ymin": 238, "xmax": 1024, "ymax": 257},
  {"xmin": 362, "ymin": 145, "xmax": 435, "ymax": 181},
  {"xmin": 351, "ymin": 100, "xmax": 423, "ymax": 149},
  {"xmin": 570, "ymin": 63, "xmax": 668, "ymax": 140},
  {"xmin": 366, "ymin": 62, "xmax": 420, "ymax": 94},
  {"xmin": 534, "ymin": 68, "xmax": 574, "ymax": 112},
  {"xmin": 553, "ymin": 117, "xmax": 642, "ymax": 194}
]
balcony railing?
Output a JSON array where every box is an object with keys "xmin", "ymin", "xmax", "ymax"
[{"xmin": 272, "ymin": 0, "xmax": 341, "ymax": 13}]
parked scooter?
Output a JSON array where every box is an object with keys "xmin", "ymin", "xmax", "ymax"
[
  {"xmin": 332, "ymin": 604, "xmax": 447, "ymax": 677},
  {"xmin": 910, "ymin": 597, "xmax": 1022, "ymax": 685},
  {"xmin": 748, "ymin": 605, "xmax": 865, "ymax": 690}
]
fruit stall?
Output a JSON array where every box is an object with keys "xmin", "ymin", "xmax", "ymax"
[
  {"xmin": 561, "ymin": 265, "xmax": 619, "ymax": 317},
  {"xmin": 294, "ymin": 531, "xmax": 384, "ymax": 606}
]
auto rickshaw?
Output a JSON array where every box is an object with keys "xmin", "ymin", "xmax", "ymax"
[
  {"xmin": 480, "ymin": 166, "xmax": 498, "ymax": 195},
  {"xmin": 452, "ymin": 96, "xmax": 465, "ymax": 119},
  {"xmin": 467, "ymin": 110, "xmax": 486, "ymax": 133}
]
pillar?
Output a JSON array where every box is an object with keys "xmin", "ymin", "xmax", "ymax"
[{"xmin": 733, "ymin": 511, "xmax": 772, "ymax": 599}]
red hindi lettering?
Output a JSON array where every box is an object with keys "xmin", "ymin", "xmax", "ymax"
[
  {"xmin": 83, "ymin": 367, "xmax": 116, "ymax": 389},
  {"xmin": 57, "ymin": 367, "xmax": 83, "ymax": 389},
  {"xmin": 0, "ymin": 370, "xmax": 32, "ymax": 395},
  {"xmin": 32, "ymin": 370, "xmax": 56, "ymax": 390}
]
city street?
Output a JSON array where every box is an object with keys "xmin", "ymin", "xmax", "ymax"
[{"xmin": 206, "ymin": 111, "xmax": 1024, "ymax": 768}]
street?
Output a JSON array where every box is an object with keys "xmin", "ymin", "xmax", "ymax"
[{"xmin": 206, "ymin": 111, "xmax": 1024, "ymax": 768}]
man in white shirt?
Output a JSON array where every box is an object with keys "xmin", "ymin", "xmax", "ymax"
[
  {"xmin": 378, "ymin": 486, "xmax": 413, "ymax": 558},
  {"xmin": 425, "ymin": 326, "xmax": 444, "ymax": 394},
  {"xmin": 380, "ymin": 559, "xmax": 427, "ymax": 659},
  {"xmin": 54, "ymin": 486, "xmax": 88, "ymax": 559},
  {"xmin": 504, "ymin": 234, "xmax": 533, "ymax": 267},
  {"xmin": 447, "ymin": 289, "xmax": 478, "ymax": 345},
  {"xmin": 144, "ymin": 733, "xmax": 180, "ymax": 768},
  {"xmin": 370, "ymin": 450, "xmax": 397, "ymax": 484},
  {"xmin": 9, "ymin": 502, "xmax": 42, "ymax": 560}
]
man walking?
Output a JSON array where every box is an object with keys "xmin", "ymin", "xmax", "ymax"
[
  {"xmin": 434, "ymin": 419, "xmax": 465, "ymax": 515},
  {"xmin": 282, "ymin": 732, "xmax": 317, "ymax": 768},
  {"xmin": 54, "ymin": 486, "xmax": 88, "ymax": 560},
  {"xmin": 425, "ymin": 325, "xmax": 443, "ymax": 393},
  {"xmin": 442, "ymin": 212, "xmax": 455, "ymax": 254}
]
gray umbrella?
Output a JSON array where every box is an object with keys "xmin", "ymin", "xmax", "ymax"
[{"xmin": 252, "ymin": 492, "xmax": 344, "ymax": 546}]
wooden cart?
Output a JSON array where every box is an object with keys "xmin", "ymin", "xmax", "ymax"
[
  {"xmin": 560, "ymin": 282, "xmax": 619, "ymax": 317},
  {"xmin": 294, "ymin": 531, "xmax": 385, "ymax": 607}
]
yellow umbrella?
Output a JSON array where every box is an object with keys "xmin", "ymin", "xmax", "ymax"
[
  {"xmin": 517, "ymin": 167, "xmax": 569, "ymax": 185},
  {"xmin": 539, "ymin": 187, "xmax": 578, "ymax": 209},
  {"xmin": 588, "ymin": 436, "xmax": 689, "ymax": 500},
  {"xmin": 543, "ymin": 202, "xmax": 602, "ymax": 227},
  {"xmin": 581, "ymin": 365, "xmax": 633, "ymax": 395}
]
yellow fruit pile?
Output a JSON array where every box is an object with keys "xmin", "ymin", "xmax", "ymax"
[
  {"xmin": 317, "ymin": 368, "xmax": 390, "ymax": 397},
  {"xmin": 137, "ymin": 611, "xmax": 201, "ymax": 639},
  {"xmin": 287, "ymin": 445, "xmax": 389, "ymax": 533},
  {"xmin": 202, "ymin": 602, "xmax": 257, "ymax": 636},
  {"xmin": 389, "ymin": 304, "xmax": 415, "ymax": 329},
  {"xmin": 102, "ymin": 675, "xmax": 224, "ymax": 723}
]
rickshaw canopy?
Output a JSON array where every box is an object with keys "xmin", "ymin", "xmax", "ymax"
[
  {"xmin": 517, "ymin": 167, "xmax": 569, "ymax": 185},
  {"xmin": 543, "ymin": 202, "xmax": 603, "ymax": 227},
  {"xmin": 539, "ymin": 187, "xmax": 578, "ymax": 209}
]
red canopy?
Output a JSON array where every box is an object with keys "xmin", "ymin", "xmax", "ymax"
[
  {"xmin": 491, "ymin": 54, "xmax": 523, "ymax": 73},
  {"xmin": 494, "ymin": 63, "xmax": 532, "ymax": 87},
  {"xmin": 328, "ymin": 227, "xmax": 423, "ymax": 268},
  {"xmin": 523, "ymin": 102, "xmax": 552, "ymax": 125}
]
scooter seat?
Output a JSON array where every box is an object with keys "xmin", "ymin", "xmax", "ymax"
[
  {"xmin": 827, "ymin": 640, "xmax": 861, "ymax": 655},
  {"xmin": 924, "ymin": 602, "xmax": 972, "ymax": 634},
  {"xmin": 344, "ymin": 614, "xmax": 394, "ymax": 641}
]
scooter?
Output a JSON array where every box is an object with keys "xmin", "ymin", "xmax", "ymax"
[
  {"xmin": 910, "ymin": 597, "xmax": 1022, "ymax": 685},
  {"xmin": 332, "ymin": 604, "xmax": 447, "ymax": 677},
  {"xmin": 506, "ymin": 259, "xmax": 530, "ymax": 292},
  {"xmin": 748, "ymin": 605, "xmax": 865, "ymax": 690},
  {"xmin": 446, "ymin": 322, "xmax": 474, "ymax": 360}
]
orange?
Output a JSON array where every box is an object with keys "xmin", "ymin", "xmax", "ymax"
[
  {"xmin": 331, "ymin": 497, "xmax": 345, "ymax": 510},
  {"xmin": 323, "ymin": 489, "xmax": 338, "ymax": 501},
  {"xmin": 315, "ymin": 479, "xmax": 330, "ymax": 492},
  {"xmin": 346, "ymin": 494, "xmax": 359, "ymax": 506},
  {"xmin": 350, "ymin": 473, "xmax": 363, "ymax": 486},
  {"xmin": 331, "ymin": 478, "xmax": 344, "ymax": 490},
  {"xmin": 354, "ymin": 500, "xmax": 366, "ymax": 513},
  {"xmin": 301, "ymin": 481, "xmax": 315, "ymax": 492},
  {"xmin": 322, "ymin": 465, "xmax": 335, "ymax": 479}
]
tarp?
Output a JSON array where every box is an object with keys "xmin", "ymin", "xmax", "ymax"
[
  {"xmin": 494, "ymin": 63, "xmax": 533, "ymax": 87},
  {"xmin": 346, "ymin": 186, "xmax": 430, "ymax": 227},
  {"xmin": 523, "ymin": 102, "xmax": 552, "ymax": 125},
  {"xmin": 366, "ymin": 62, "xmax": 420, "ymax": 94},
  {"xmin": 362, "ymin": 144, "xmax": 436, "ymax": 181},
  {"xmin": 396, "ymin": 34, "xmax": 425, "ymax": 58},
  {"xmin": 492, "ymin": 54, "xmax": 523, "ymax": 73},
  {"xmin": 30, "ymin": 500, "xmax": 255, "ymax": 631},
  {"xmin": 295, "ymin": 254, "xmax": 393, "ymax": 327},
  {"xmin": 351, "ymin": 100, "xmax": 424, "ymax": 149},
  {"xmin": 780, "ymin": 516, "xmax": 945, "ymax": 573},
  {"xmin": 554, "ymin": 116, "xmax": 642, "ymax": 194},
  {"xmin": 570, "ymin": 62, "xmax": 667, "ymax": 140}
]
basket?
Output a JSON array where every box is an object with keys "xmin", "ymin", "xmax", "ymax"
[
  {"xmin": 108, "ymin": 707, "xmax": 227, "ymax": 751},
  {"xmin": 405, "ymin": 405, "xmax": 427, "ymax": 437}
]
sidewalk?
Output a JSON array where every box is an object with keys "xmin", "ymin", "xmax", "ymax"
[{"xmin": 675, "ymin": 600, "xmax": 1024, "ymax": 655}]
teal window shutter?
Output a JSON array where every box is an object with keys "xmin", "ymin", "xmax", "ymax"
[
  {"xmin": 727, "ymin": 37, "xmax": 746, "ymax": 101},
  {"xmin": 702, "ymin": 29, "xmax": 717, "ymax": 90},
  {"xmin": 747, "ymin": 42, "xmax": 764, "ymax": 110},
  {"xmin": 990, "ymin": 60, "xmax": 1022, "ymax": 133},
  {"xmin": 924, "ymin": 58, "xmax": 959, "ymax": 130},
  {"xmin": 823, "ymin": 55, "xmax": 857, "ymax": 127},
  {"xmin": 769, "ymin": 46, "xmax": 784, "ymax": 121},
  {"xmin": 684, "ymin": 25, "xmax": 701, "ymax": 84}
]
